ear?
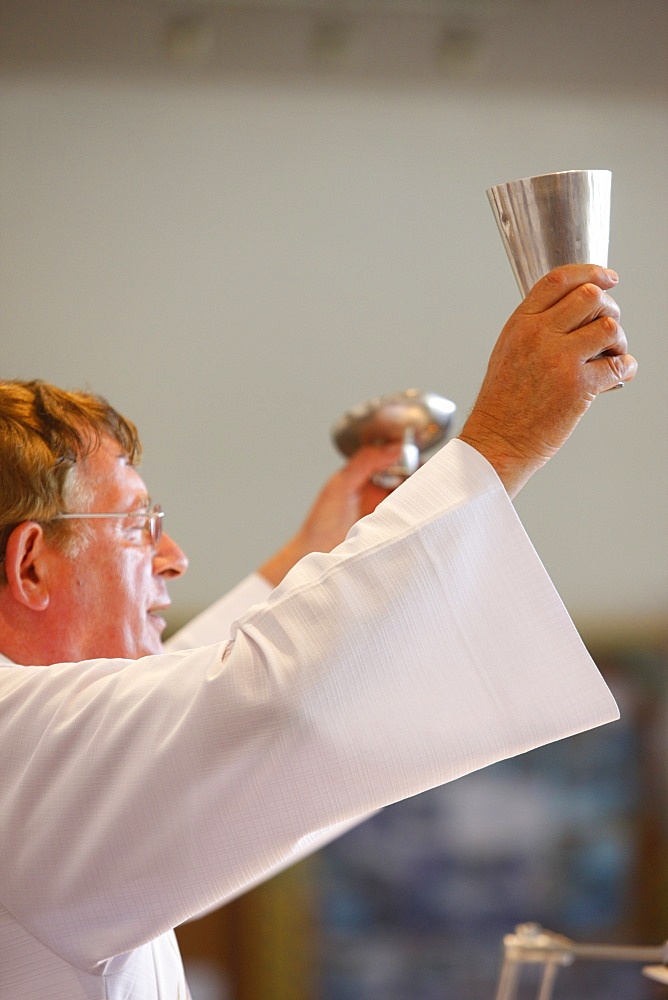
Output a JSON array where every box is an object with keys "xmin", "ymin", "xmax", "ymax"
[{"xmin": 3, "ymin": 523, "xmax": 51, "ymax": 611}]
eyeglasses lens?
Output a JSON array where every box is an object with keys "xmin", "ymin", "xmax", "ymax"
[{"xmin": 150, "ymin": 507, "xmax": 164, "ymax": 545}]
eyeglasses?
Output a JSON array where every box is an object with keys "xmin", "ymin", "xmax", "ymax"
[{"xmin": 52, "ymin": 503, "xmax": 165, "ymax": 546}]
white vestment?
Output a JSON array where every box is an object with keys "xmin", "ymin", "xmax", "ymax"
[{"xmin": 0, "ymin": 441, "xmax": 619, "ymax": 999}]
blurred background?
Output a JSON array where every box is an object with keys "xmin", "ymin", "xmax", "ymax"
[{"xmin": 1, "ymin": 1, "xmax": 666, "ymax": 997}]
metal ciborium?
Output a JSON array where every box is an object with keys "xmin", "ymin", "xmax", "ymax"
[
  {"xmin": 331, "ymin": 389, "xmax": 457, "ymax": 489},
  {"xmin": 486, "ymin": 169, "xmax": 612, "ymax": 297}
]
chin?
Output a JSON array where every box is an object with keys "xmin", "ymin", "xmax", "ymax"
[
  {"xmin": 139, "ymin": 616, "xmax": 167, "ymax": 657},
  {"xmin": 137, "ymin": 638, "xmax": 165, "ymax": 659}
]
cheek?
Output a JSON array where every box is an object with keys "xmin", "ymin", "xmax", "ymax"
[
  {"xmin": 84, "ymin": 551, "xmax": 151, "ymax": 617},
  {"xmin": 116, "ymin": 557, "xmax": 153, "ymax": 607},
  {"xmin": 94, "ymin": 560, "xmax": 156, "ymax": 657}
]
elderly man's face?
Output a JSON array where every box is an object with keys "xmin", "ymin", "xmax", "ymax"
[{"xmin": 46, "ymin": 436, "xmax": 188, "ymax": 661}]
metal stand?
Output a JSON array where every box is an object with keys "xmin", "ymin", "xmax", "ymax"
[{"xmin": 494, "ymin": 923, "xmax": 668, "ymax": 1000}]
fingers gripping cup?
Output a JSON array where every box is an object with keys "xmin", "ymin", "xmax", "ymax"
[{"xmin": 486, "ymin": 170, "xmax": 612, "ymax": 297}]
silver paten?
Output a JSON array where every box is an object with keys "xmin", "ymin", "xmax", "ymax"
[{"xmin": 332, "ymin": 389, "xmax": 456, "ymax": 488}]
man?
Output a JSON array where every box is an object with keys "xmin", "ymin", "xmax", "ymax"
[{"xmin": 0, "ymin": 265, "xmax": 636, "ymax": 999}]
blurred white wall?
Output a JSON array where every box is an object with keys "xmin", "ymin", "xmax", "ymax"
[{"xmin": 1, "ymin": 0, "xmax": 666, "ymax": 638}]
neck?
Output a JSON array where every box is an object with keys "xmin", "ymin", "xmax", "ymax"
[{"xmin": 0, "ymin": 601, "xmax": 67, "ymax": 667}]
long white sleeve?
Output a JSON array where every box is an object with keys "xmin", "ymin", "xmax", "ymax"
[
  {"xmin": 166, "ymin": 571, "xmax": 372, "ymax": 900},
  {"xmin": 165, "ymin": 573, "xmax": 272, "ymax": 651},
  {"xmin": 0, "ymin": 440, "xmax": 619, "ymax": 998}
]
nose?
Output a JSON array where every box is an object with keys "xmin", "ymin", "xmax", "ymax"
[{"xmin": 153, "ymin": 531, "xmax": 189, "ymax": 579}]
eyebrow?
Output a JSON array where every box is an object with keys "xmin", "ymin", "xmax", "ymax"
[{"xmin": 128, "ymin": 495, "xmax": 152, "ymax": 511}]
